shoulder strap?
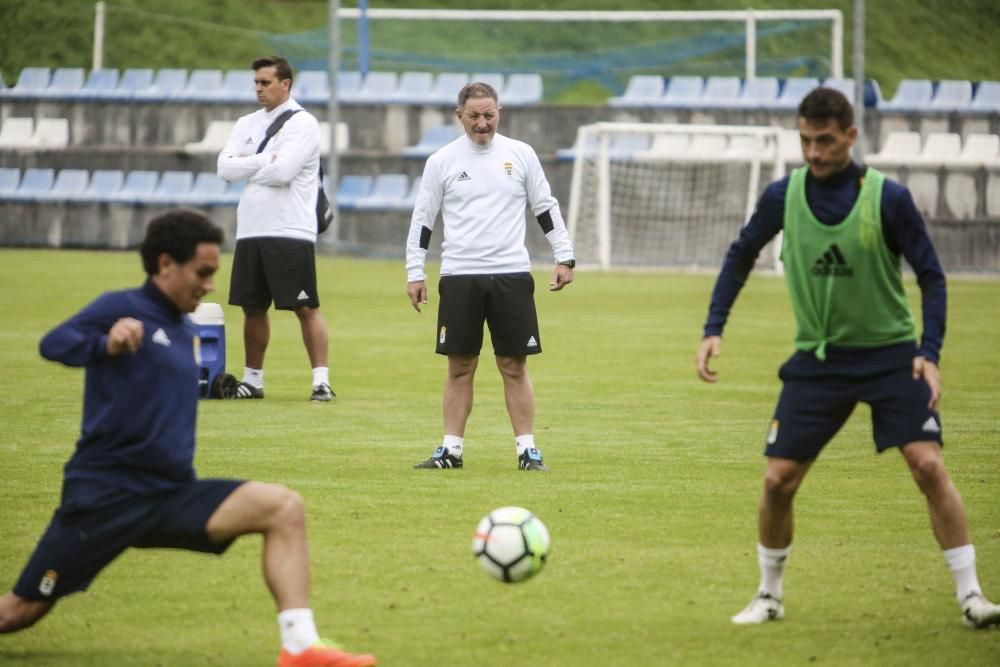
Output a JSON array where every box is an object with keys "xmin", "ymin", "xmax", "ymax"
[{"xmin": 256, "ymin": 109, "xmax": 301, "ymax": 154}]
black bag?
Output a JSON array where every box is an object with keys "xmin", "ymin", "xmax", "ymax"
[{"xmin": 258, "ymin": 109, "xmax": 333, "ymax": 234}]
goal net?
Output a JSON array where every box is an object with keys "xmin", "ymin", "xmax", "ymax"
[{"xmin": 565, "ymin": 122, "xmax": 789, "ymax": 270}]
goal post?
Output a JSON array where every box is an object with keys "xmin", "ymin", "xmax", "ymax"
[{"xmin": 565, "ymin": 122, "xmax": 788, "ymax": 271}]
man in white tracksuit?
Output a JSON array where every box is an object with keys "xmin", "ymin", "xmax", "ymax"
[
  {"xmin": 406, "ymin": 81, "xmax": 576, "ymax": 471},
  {"xmin": 217, "ymin": 55, "xmax": 333, "ymax": 403}
]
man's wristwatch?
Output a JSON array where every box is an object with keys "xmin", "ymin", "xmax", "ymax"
[{"xmin": 558, "ymin": 259, "xmax": 576, "ymax": 269}]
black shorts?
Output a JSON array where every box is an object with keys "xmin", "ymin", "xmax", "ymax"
[
  {"xmin": 229, "ymin": 237, "xmax": 320, "ymax": 310},
  {"xmin": 765, "ymin": 343, "xmax": 942, "ymax": 461},
  {"xmin": 436, "ymin": 273, "xmax": 541, "ymax": 356},
  {"xmin": 13, "ymin": 478, "xmax": 244, "ymax": 601}
]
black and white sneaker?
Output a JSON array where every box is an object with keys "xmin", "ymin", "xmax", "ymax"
[
  {"xmin": 731, "ymin": 592, "xmax": 784, "ymax": 624},
  {"xmin": 413, "ymin": 446, "xmax": 463, "ymax": 469},
  {"xmin": 234, "ymin": 381, "xmax": 264, "ymax": 399},
  {"xmin": 518, "ymin": 447, "xmax": 548, "ymax": 471},
  {"xmin": 310, "ymin": 383, "xmax": 335, "ymax": 402},
  {"xmin": 962, "ymin": 592, "xmax": 1000, "ymax": 629}
]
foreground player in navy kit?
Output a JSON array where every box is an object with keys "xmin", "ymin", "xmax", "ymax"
[
  {"xmin": 0, "ymin": 210, "xmax": 376, "ymax": 667},
  {"xmin": 406, "ymin": 81, "xmax": 576, "ymax": 472},
  {"xmin": 695, "ymin": 87, "xmax": 1000, "ymax": 629}
]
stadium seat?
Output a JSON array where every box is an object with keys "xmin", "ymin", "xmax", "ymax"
[
  {"xmin": 864, "ymin": 79, "xmax": 884, "ymax": 108},
  {"xmin": 777, "ymin": 128, "xmax": 805, "ymax": 166},
  {"xmin": 0, "ymin": 167, "xmax": 21, "ymax": 198},
  {"xmin": 635, "ymin": 132, "xmax": 691, "ymax": 158},
  {"xmin": 174, "ymin": 69, "xmax": 224, "ymax": 102},
  {"xmin": 183, "ymin": 120, "xmax": 236, "ymax": 155},
  {"xmin": 79, "ymin": 68, "xmax": 120, "ymax": 99},
  {"xmin": 608, "ymin": 75, "xmax": 664, "ymax": 107},
  {"xmin": 215, "ymin": 178, "xmax": 246, "ymax": 206},
  {"xmin": 389, "ymin": 71, "xmax": 434, "ymax": 104},
  {"xmin": 732, "ymin": 76, "xmax": 779, "ymax": 109},
  {"xmin": 32, "ymin": 118, "xmax": 70, "ymax": 148},
  {"xmin": 112, "ymin": 170, "xmax": 160, "ymax": 203},
  {"xmin": 821, "ymin": 77, "xmax": 856, "ymax": 106},
  {"xmin": 556, "ymin": 132, "xmax": 651, "ymax": 161},
  {"xmin": 348, "ymin": 71, "xmax": 398, "ymax": 103},
  {"xmin": 943, "ymin": 134, "xmax": 1000, "ymax": 219},
  {"xmin": 114, "ymin": 68, "xmax": 154, "ymax": 99},
  {"xmin": 0, "ymin": 67, "xmax": 50, "ymax": 99},
  {"xmin": 879, "ymin": 79, "xmax": 934, "ymax": 112},
  {"xmin": 928, "ymin": 79, "xmax": 973, "ymax": 112},
  {"xmin": 768, "ymin": 77, "xmax": 820, "ymax": 110},
  {"xmin": 318, "ymin": 121, "xmax": 350, "ymax": 155},
  {"xmin": 0, "ymin": 117, "xmax": 36, "ymax": 148},
  {"xmin": 502, "ymin": 73, "xmax": 543, "ymax": 105},
  {"xmin": 74, "ymin": 169, "xmax": 125, "ymax": 202},
  {"xmin": 866, "ymin": 131, "xmax": 922, "ymax": 166},
  {"xmin": 422, "ymin": 72, "xmax": 470, "ymax": 105},
  {"xmin": 724, "ymin": 134, "xmax": 770, "ymax": 160},
  {"xmin": 37, "ymin": 169, "xmax": 89, "ymax": 201},
  {"xmin": 147, "ymin": 171, "xmax": 194, "ymax": 204},
  {"xmin": 970, "ymin": 81, "xmax": 1000, "ymax": 113},
  {"xmin": 699, "ymin": 76, "xmax": 742, "ymax": 108},
  {"xmin": 181, "ymin": 172, "xmax": 228, "ymax": 205},
  {"xmin": 335, "ymin": 175, "xmax": 373, "ymax": 208},
  {"xmin": 472, "ymin": 72, "xmax": 505, "ymax": 95},
  {"xmin": 907, "ymin": 133, "xmax": 962, "ymax": 217},
  {"xmin": 41, "ymin": 68, "xmax": 85, "ymax": 99},
  {"xmin": 0, "ymin": 69, "xmax": 5, "ymax": 89},
  {"xmin": 9, "ymin": 168, "xmax": 55, "ymax": 201},
  {"xmin": 333, "ymin": 70, "xmax": 362, "ymax": 102},
  {"xmin": 913, "ymin": 132, "xmax": 962, "ymax": 164},
  {"xmin": 686, "ymin": 133, "xmax": 729, "ymax": 158},
  {"xmin": 354, "ymin": 173, "xmax": 410, "ymax": 209},
  {"xmin": 132, "ymin": 68, "xmax": 189, "ymax": 101},
  {"xmin": 214, "ymin": 70, "xmax": 255, "ymax": 103},
  {"xmin": 657, "ymin": 75, "xmax": 704, "ymax": 108},
  {"xmin": 399, "ymin": 175, "xmax": 422, "ymax": 209},
  {"xmin": 402, "ymin": 124, "xmax": 461, "ymax": 158},
  {"xmin": 295, "ymin": 70, "xmax": 329, "ymax": 105}
]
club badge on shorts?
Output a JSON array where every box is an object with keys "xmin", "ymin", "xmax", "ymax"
[
  {"xmin": 766, "ymin": 419, "xmax": 780, "ymax": 445},
  {"xmin": 439, "ymin": 326, "xmax": 447, "ymax": 344},
  {"xmin": 39, "ymin": 569, "xmax": 58, "ymax": 596}
]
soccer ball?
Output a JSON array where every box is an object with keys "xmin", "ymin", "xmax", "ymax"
[{"xmin": 471, "ymin": 506, "xmax": 550, "ymax": 583}]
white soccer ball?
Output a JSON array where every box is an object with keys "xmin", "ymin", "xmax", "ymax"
[{"xmin": 471, "ymin": 506, "xmax": 550, "ymax": 583}]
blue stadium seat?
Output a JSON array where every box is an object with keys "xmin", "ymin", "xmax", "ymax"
[
  {"xmin": 296, "ymin": 70, "xmax": 329, "ymax": 104},
  {"xmin": 0, "ymin": 167, "xmax": 21, "ymax": 199},
  {"xmin": 700, "ymin": 76, "xmax": 742, "ymax": 108},
  {"xmin": 79, "ymin": 69, "xmax": 120, "ymax": 99},
  {"xmin": 864, "ymin": 79, "xmax": 884, "ymax": 108},
  {"xmin": 608, "ymin": 75, "xmax": 664, "ymax": 107},
  {"xmin": 502, "ymin": 73, "xmax": 543, "ymax": 106},
  {"xmin": 74, "ymin": 169, "xmax": 124, "ymax": 202},
  {"xmin": 732, "ymin": 76, "xmax": 779, "ymax": 108},
  {"xmin": 0, "ymin": 67, "xmax": 50, "ymax": 100},
  {"xmin": 174, "ymin": 69, "xmax": 224, "ymax": 102},
  {"xmin": 37, "ymin": 169, "xmax": 89, "ymax": 201},
  {"xmin": 42, "ymin": 68, "xmax": 85, "ymax": 100},
  {"xmin": 181, "ymin": 172, "xmax": 228, "ymax": 205},
  {"xmin": 335, "ymin": 175, "xmax": 373, "ymax": 208},
  {"xmin": 398, "ymin": 175, "xmax": 422, "ymax": 210},
  {"xmin": 389, "ymin": 71, "xmax": 434, "ymax": 104},
  {"xmin": 768, "ymin": 77, "xmax": 820, "ymax": 110},
  {"xmin": 147, "ymin": 171, "xmax": 194, "ymax": 204},
  {"xmin": 422, "ymin": 72, "xmax": 469, "ymax": 105},
  {"xmin": 333, "ymin": 70, "xmax": 362, "ymax": 101},
  {"xmin": 970, "ymin": 81, "xmax": 1000, "ymax": 113},
  {"xmin": 402, "ymin": 124, "xmax": 461, "ymax": 158},
  {"xmin": 348, "ymin": 72, "xmax": 398, "ymax": 104},
  {"xmin": 114, "ymin": 68, "xmax": 154, "ymax": 99},
  {"xmin": 112, "ymin": 171, "xmax": 160, "ymax": 203},
  {"xmin": 215, "ymin": 179, "xmax": 246, "ymax": 206},
  {"xmin": 355, "ymin": 174, "xmax": 410, "ymax": 210},
  {"xmin": 657, "ymin": 76, "xmax": 704, "ymax": 109},
  {"xmin": 10, "ymin": 168, "xmax": 55, "ymax": 201},
  {"xmin": 214, "ymin": 70, "xmax": 255, "ymax": 103},
  {"xmin": 133, "ymin": 69, "xmax": 189, "ymax": 101},
  {"xmin": 880, "ymin": 79, "xmax": 934, "ymax": 112},
  {"xmin": 928, "ymin": 79, "xmax": 973, "ymax": 112}
]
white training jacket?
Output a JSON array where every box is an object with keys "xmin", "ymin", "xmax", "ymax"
[
  {"xmin": 217, "ymin": 98, "xmax": 320, "ymax": 242},
  {"xmin": 406, "ymin": 133, "xmax": 575, "ymax": 282}
]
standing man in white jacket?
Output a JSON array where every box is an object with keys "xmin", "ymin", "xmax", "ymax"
[
  {"xmin": 217, "ymin": 55, "xmax": 333, "ymax": 402},
  {"xmin": 406, "ymin": 81, "xmax": 576, "ymax": 471}
]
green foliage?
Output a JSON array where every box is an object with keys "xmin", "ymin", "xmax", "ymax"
[{"xmin": 1, "ymin": 249, "xmax": 998, "ymax": 666}]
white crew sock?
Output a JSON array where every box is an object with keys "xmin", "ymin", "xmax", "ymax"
[
  {"xmin": 278, "ymin": 608, "xmax": 320, "ymax": 655},
  {"xmin": 943, "ymin": 544, "xmax": 982, "ymax": 602},
  {"xmin": 312, "ymin": 366, "xmax": 329, "ymax": 388},
  {"xmin": 515, "ymin": 434, "xmax": 535, "ymax": 456},
  {"xmin": 243, "ymin": 367, "xmax": 264, "ymax": 388},
  {"xmin": 443, "ymin": 434, "xmax": 464, "ymax": 457},
  {"xmin": 757, "ymin": 543, "xmax": 791, "ymax": 600}
]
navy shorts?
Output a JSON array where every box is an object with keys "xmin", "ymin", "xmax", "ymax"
[
  {"xmin": 765, "ymin": 344, "xmax": 942, "ymax": 461},
  {"xmin": 229, "ymin": 237, "xmax": 320, "ymax": 310},
  {"xmin": 13, "ymin": 478, "xmax": 244, "ymax": 601},
  {"xmin": 436, "ymin": 273, "xmax": 541, "ymax": 357}
]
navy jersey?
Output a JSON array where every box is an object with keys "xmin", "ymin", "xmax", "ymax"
[
  {"xmin": 703, "ymin": 162, "xmax": 947, "ymax": 363},
  {"xmin": 39, "ymin": 280, "xmax": 200, "ymax": 494}
]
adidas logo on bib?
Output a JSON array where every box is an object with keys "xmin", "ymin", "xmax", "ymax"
[{"xmin": 812, "ymin": 243, "xmax": 854, "ymax": 277}]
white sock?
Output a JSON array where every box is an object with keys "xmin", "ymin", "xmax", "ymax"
[
  {"xmin": 312, "ymin": 366, "xmax": 329, "ymax": 388},
  {"xmin": 278, "ymin": 608, "xmax": 320, "ymax": 655},
  {"xmin": 944, "ymin": 544, "xmax": 982, "ymax": 602},
  {"xmin": 515, "ymin": 434, "xmax": 535, "ymax": 456},
  {"xmin": 757, "ymin": 543, "xmax": 791, "ymax": 600},
  {"xmin": 443, "ymin": 434, "xmax": 464, "ymax": 457},
  {"xmin": 243, "ymin": 367, "xmax": 264, "ymax": 388}
]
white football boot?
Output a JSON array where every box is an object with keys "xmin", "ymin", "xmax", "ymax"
[
  {"xmin": 962, "ymin": 592, "xmax": 1000, "ymax": 629},
  {"xmin": 731, "ymin": 592, "xmax": 785, "ymax": 624}
]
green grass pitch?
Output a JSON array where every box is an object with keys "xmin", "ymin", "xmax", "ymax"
[{"xmin": 1, "ymin": 249, "xmax": 998, "ymax": 666}]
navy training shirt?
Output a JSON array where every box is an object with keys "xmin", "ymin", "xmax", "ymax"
[
  {"xmin": 39, "ymin": 280, "xmax": 201, "ymax": 494},
  {"xmin": 703, "ymin": 162, "xmax": 947, "ymax": 363}
]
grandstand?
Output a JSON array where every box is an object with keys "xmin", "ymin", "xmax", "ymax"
[{"xmin": 1, "ymin": 65, "xmax": 998, "ymax": 271}]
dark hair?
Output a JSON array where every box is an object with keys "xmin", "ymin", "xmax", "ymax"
[
  {"xmin": 140, "ymin": 209, "xmax": 224, "ymax": 276},
  {"xmin": 798, "ymin": 86, "xmax": 854, "ymax": 130},
  {"xmin": 252, "ymin": 55, "xmax": 294, "ymax": 85},
  {"xmin": 457, "ymin": 81, "xmax": 499, "ymax": 108}
]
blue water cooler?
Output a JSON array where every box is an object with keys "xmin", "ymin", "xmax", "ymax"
[{"xmin": 190, "ymin": 303, "xmax": 237, "ymax": 399}]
